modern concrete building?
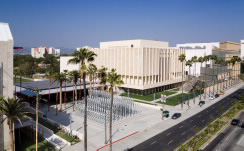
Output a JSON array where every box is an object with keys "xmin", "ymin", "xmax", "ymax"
[
  {"xmin": 0, "ymin": 22, "xmax": 14, "ymax": 150},
  {"xmin": 61, "ymin": 40, "xmax": 185, "ymax": 95},
  {"xmin": 241, "ymin": 40, "xmax": 244, "ymax": 60},
  {"xmin": 177, "ymin": 42, "xmax": 220, "ymax": 76},
  {"xmin": 31, "ymin": 46, "xmax": 60, "ymax": 58}
]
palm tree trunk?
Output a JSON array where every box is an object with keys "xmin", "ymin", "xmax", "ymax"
[
  {"xmin": 9, "ymin": 122, "xmax": 14, "ymax": 151},
  {"xmin": 75, "ymin": 83, "xmax": 77, "ymax": 104},
  {"xmin": 64, "ymin": 81, "xmax": 66, "ymax": 109},
  {"xmin": 83, "ymin": 72, "xmax": 88, "ymax": 151},
  {"xmin": 60, "ymin": 84, "xmax": 62, "ymax": 111},
  {"xmin": 109, "ymin": 88, "xmax": 114, "ymax": 151},
  {"xmin": 90, "ymin": 79, "xmax": 92, "ymax": 90},
  {"xmin": 181, "ymin": 62, "xmax": 184, "ymax": 110},
  {"xmin": 36, "ymin": 92, "xmax": 39, "ymax": 151},
  {"xmin": 73, "ymin": 83, "xmax": 75, "ymax": 111},
  {"xmin": 56, "ymin": 90, "xmax": 58, "ymax": 116},
  {"xmin": 48, "ymin": 80, "xmax": 51, "ymax": 112}
]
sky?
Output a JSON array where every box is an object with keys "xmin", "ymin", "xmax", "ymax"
[{"xmin": 1, "ymin": 0, "xmax": 244, "ymax": 50}]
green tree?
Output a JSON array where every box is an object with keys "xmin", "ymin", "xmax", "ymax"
[
  {"xmin": 186, "ymin": 60, "xmax": 193, "ymax": 104},
  {"xmin": 106, "ymin": 69, "xmax": 124, "ymax": 151},
  {"xmin": 86, "ymin": 64, "xmax": 97, "ymax": 90},
  {"xmin": 68, "ymin": 48, "xmax": 97, "ymax": 151},
  {"xmin": 98, "ymin": 66, "xmax": 108, "ymax": 90},
  {"xmin": 0, "ymin": 98, "xmax": 30, "ymax": 151},
  {"xmin": 178, "ymin": 54, "xmax": 186, "ymax": 109}
]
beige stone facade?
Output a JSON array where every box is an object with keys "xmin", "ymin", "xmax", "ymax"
[{"xmin": 218, "ymin": 41, "xmax": 241, "ymax": 51}]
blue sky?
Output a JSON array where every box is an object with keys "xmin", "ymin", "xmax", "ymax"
[{"xmin": 1, "ymin": 0, "xmax": 244, "ymax": 49}]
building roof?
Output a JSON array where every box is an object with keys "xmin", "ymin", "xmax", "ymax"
[
  {"xmin": 0, "ymin": 22, "xmax": 13, "ymax": 42},
  {"xmin": 15, "ymin": 80, "xmax": 89, "ymax": 90}
]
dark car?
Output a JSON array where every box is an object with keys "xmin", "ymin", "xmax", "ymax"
[
  {"xmin": 172, "ymin": 113, "xmax": 181, "ymax": 119},
  {"xmin": 215, "ymin": 94, "xmax": 220, "ymax": 98},
  {"xmin": 199, "ymin": 101, "xmax": 205, "ymax": 107},
  {"xmin": 240, "ymin": 122, "xmax": 244, "ymax": 128},
  {"xmin": 231, "ymin": 119, "xmax": 240, "ymax": 126}
]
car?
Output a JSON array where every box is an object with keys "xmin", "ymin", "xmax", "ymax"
[
  {"xmin": 241, "ymin": 122, "xmax": 244, "ymax": 128},
  {"xmin": 199, "ymin": 101, "xmax": 205, "ymax": 107},
  {"xmin": 220, "ymin": 91, "xmax": 225, "ymax": 95},
  {"xmin": 171, "ymin": 113, "xmax": 181, "ymax": 119},
  {"xmin": 231, "ymin": 119, "xmax": 240, "ymax": 126},
  {"xmin": 215, "ymin": 94, "xmax": 220, "ymax": 98},
  {"xmin": 209, "ymin": 96, "xmax": 215, "ymax": 100}
]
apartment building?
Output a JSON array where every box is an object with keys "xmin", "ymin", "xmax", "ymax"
[
  {"xmin": 0, "ymin": 22, "xmax": 14, "ymax": 150},
  {"xmin": 61, "ymin": 40, "xmax": 185, "ymax": 95},
  {"xmin": 31, "ymin": 46, "xmax": 60, "ymax": 58}
]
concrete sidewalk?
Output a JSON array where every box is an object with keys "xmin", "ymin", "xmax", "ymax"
[{"xmin": 100, "ymin": 82, "xmax": 244, "ymax": 151}]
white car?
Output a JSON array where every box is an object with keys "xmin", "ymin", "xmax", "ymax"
[{"xmin": 209, "ymin": 96, "xmax": 215, "ymax": 100}]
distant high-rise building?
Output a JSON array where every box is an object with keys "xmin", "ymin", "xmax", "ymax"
[
  {"xmin": 0, "ymin": 22, "xmax": 14, "ymax": 150},
  {"xmin": 31, "ymin": 46, "xmax": 60, "ymax": 58}
]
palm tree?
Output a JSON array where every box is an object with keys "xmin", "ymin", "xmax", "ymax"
[
  {"xmin": 69, "ymin": 70, "xmax": 80, "ymax": 109},
  {"xmin": 46, "ymin": 73, "xmax": 54, "ymax": 112},
  {"xmin": 68, "ymin": 48, "xmax": 97, "ymax": 151},
  {"xmin": 53, "ymin": 72, "xmax": 65, "ymax": 112},
  {"xmin": 186, "ymin": 60, "xmax": 192, "ymax": 105},
  {"xmin": 191, "ymin": 56, "xmax": 198, "ymax": 76},
  {"xmin": 86, "ymin": 64, "xmax": 97, "ymax": 90},
  {"xmin": 230, "ymin": 57, "xmax": 237, "ymax": 86},
  {"xmin": 63, "ymin": 70, "xmax": 68, "ymax": 109},
  {"xmin": 98, "ymin": 66, "xmax": 108, "ymax": 90},
  {"xmin": 210, "ymin": 55, "xmax": 218, "ymax": 95},
  {"xmin": 236, "ymin": 57, "xmax": 241, "ymax": 81},
  {"xmin": 0, "ymin": 98, "xmax": 30, "ymax": 151},
  {"xmin": 198, "ymin": 56, "xmax": 204, "ymax": 100},
  {"xmin": 34, "ymin": 89, "xmax": 41, "ymax": 151},
  {"xmin": 178, "ymin": 54, "xmax": 186, "ymax": 110},
  {"xmin": 203, "ymin": 56, "xmax": 210, "ymax": 98},
  {"xmin": 106, "ymin": 69, "xmax": 124, "ymax": 151}
]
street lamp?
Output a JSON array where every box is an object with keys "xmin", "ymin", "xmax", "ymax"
[
  {"xmin": 69, "ymin": 114, "xmax": 72, "ymax": 136},
  {"xmin": 160, "ymin": 94, "xmax": 167, "ymax": 120}
]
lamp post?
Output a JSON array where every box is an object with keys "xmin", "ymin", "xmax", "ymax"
[
  {"xmin": 160, "ymin": 94, "xmax": 166, "ymax": 120},
  {"xmin": 69, "ymin": 114, "xmax": 72, "ymax": 136}
]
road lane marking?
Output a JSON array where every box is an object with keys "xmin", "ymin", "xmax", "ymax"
[
  {"xmin": 192, "ymin": 125, "xmax": 196, "ymax": 130},
  {"xmin": 168, "ymin": 140, "xmax": 173, "ymax": 145},
  {"xmin": 179, "ymin": 126, "xmax": 183, "ymax": 129},
  {"xmin": 150, "ymin": 141, "xmax": 156, "ymax": 145},
  {"xmin": 166, "ymin": 133, "xmax": 171, "ymax": 136},
  {"xmin": 181, "ymin": 132, "xmax": 186, "ymax": 135},
  {"xmin": 190, "ymin": 120, "xmax": 193, "ymax": 123}
]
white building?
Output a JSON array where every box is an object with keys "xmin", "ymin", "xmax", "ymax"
[
  {"xmin": 31, "ymin": 46, "xmax": 60, "ymax": 58},
  {"xmin": 241, "ymin": 40, "xmax": 244, "ymax": 60},
  {"xmin": 61, "ymin": 40, "xmax": 185, "ymax": 95},
  {"xmin": 177, "ymin": 42, "xmax": 220, "ymax": 76},
  {"xmin": 0, "ymin": 22, "xmax": 13, "ymax": 150}
]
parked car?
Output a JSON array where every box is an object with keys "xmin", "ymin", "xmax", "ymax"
[
  {"xmin": 198, "ymin": 101, "xmax": 205, "ymax": 107},
  {"xmin": 209, "ymin": 96, "xmax": 215, "ymax": 100},
  {"xmin": 220, "ymin": 91, "xmax": 225, "ymax": 95},
  {"xmin": 231, "ymin": 119, "xmax": 240, "ymax": 126},
  {"xmin": 241, "ymin": 122, "xmax": 244, "ymax": 128},
  {"xmin": 215, "ymin": 94, "xmax": 220, "ymax": 98},
  {"xmin": 171, "ymin": 113, "xmax": 181, "ymax": 119}
]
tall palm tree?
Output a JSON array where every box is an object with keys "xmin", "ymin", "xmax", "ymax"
[
  {"xmin": 0, "ymin": 98, "xmax": 30, "ymax": 151},
  {"xmin": 210, "ymin": 55, "xmax": 218, "ymax": 95},
  {"xmin": 98, "ymin": 66, "xmax": 108, "ymax": 90},
  {"xmin": 63, "ymin": 70, "xmax": 68, "ymax": 109},
  {"xmin": 53, "ymin": 72, "xmax": 65, "ymax": 112},
  {"xmin": 106, "ymin": 69, "xmax": 124, "ymax": 151},
  {"xmin": 86, "ymin": 64, "xmax": 97, "ymax": 90},
  {"xmin": 178, "ymin": 54, "xmax": 186, "ymax": 110},
  {"xmin": 34, "ymin": 89, "xmax": 41, "ymax": 151},
  {"xmin": 215, "ymin": 58, "xmax": 222, "ymax": 93},
  {"xmin": 68, "ymin": 48, "xmax": 97, "ymax": 151},
  {"xmin": 69, "ymin": 70, "xmax": 80, "ymax": 107},
  {"xmin": 191, "ymin": 56, "xmax": 198, "ymax": 76},
  {"xmin": 46, "ymin": 73, "xmax": 54, "ymax": 112},
  {"xmin": 203, "ymin": 56, "xmax": 210, "ymax": 98},
  {"xmin": 236, "ymin": 57, "xmax": 241, "ymax": 81},
  {"xmin": 230, "ymin": 57, "xmax": 237, "ymax": 86},
  {"xmin": 186, "ymin": 60, "xmax": 192, "ymax": 105},
  {"xmin": 198, "ymin": 56, "xmax": 204, "ymax": 100}
]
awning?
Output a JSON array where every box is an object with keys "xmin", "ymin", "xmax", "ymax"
[{"xmin": 21, "ymin": 90, "xmax": 36, "ymax": 97}]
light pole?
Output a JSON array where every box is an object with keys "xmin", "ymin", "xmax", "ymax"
[
  {"xmin": 160, "ymin": 94, "xmax": 166, "ymax": 120},
  {"xmin": 69, "ymin": 114, "xmax": 72, "ymax": 136}
]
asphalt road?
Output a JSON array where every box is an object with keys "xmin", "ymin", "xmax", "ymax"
[
  {"xmin": 131, "ymin": 88, "xmax": 244, "ymax": 151},
  {"xmin": 204, "ymin": 112, "xmax": 244, "ymax": 151}
]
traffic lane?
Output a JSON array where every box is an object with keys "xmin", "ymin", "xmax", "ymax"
[{"xmin": 132, "ymin": 90, "xmax": 243, "ymax": 151}]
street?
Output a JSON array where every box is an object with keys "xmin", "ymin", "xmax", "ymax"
[
  {"xmin": 204, "ymin": 112, "xmax": 244, "ymax": 151},
  {"xmin": 131, "ymin": 88, "xmax": 244, "ymax": 151}
]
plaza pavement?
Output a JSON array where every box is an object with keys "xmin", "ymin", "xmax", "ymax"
[{"xmin": 40, "ymin": 82, "xmax": 244, "ymax": 151}]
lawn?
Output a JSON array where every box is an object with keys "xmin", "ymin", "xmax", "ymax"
[
  {"xmin": 169, "ymin": 88, "xmax": 180, "ymax": 92},
  {"xmin": 157, "ymin": 90, "xmax": 204, "ymax": 106},
  {"xmin": 27, "ymin": 113, "xmax": 80, "ymax": 145},
  {"xmin": 14, "ymin": 77, "xmax": 32, "ymax": 83},
  {"xmin": 120, "ymin": 90, "xmax": 177, "ymax": 101}
]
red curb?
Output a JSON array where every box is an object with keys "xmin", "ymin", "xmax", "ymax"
[{"xmin": 96, "ymin": 131, "xmax": 139, "ymax": 151}]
